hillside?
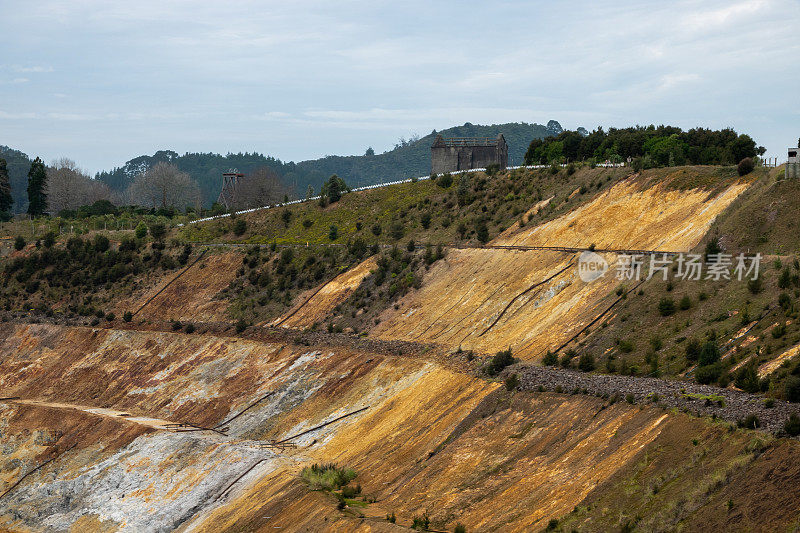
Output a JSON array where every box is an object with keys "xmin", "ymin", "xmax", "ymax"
[
  {"xmin": 2, "ymin": 163, "xmax": 800, "ymax": 532},
  {"xmin": 92, "ymin": 121, "xmax": 561, "ymax": 206}
]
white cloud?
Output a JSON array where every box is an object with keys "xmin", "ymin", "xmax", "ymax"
[
  {"xmin": 261, "ymin": 111, "xmax": 291, "ymax": 120},
  {"xmin": 658, "ymin": 73, "xmax": 701, "ymax": 91},
  {"xmin": 682, "ymin": 0, "xmax": 768, "ymax": 31},
  {"xmin": 0, "ymin": 110, "xmax": 37, "ymax": 119},
  {"xmin": 0, "ymin": 0, "xmax": 797, "ymax": 170},
  {"xmin": 14, "ymin": 65, "xmax": 53, "ymax": 73}
]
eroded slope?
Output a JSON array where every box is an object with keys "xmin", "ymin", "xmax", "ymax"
[
  {"xmin": 114, "ymin": 250, "xmax": 240, "ymax": 323},
  {"xmin": 372, "ymin": 177, "xmax": 749, "ymax": 359},
  {"xmin": 1, "ymin": 323, "xmax": 798, "ymax": 532}
]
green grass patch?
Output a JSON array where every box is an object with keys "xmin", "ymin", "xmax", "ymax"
[
  {"xmin": 682, "ymin": 393, "xmax": 726, "ymax": 403},
  {"xmin": 300, "ymin": 463, "xmax": 356, "ymax": 491}
]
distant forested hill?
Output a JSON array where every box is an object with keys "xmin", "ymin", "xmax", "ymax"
[
  {"xmin": 2, "ymin": 122, "xmax": 561, "ymax": 211},
  {"xmin": 0, "ymin": 145, "xmax": 33, "ymax": 213},
  {"xmin": 94, "ymin": 121, "xmax": 561, "ymax": 206},
  {"xmin": 95, "ymin": 150, "xmax": 288, "ymax": 207},
  {"xmin": 286, "ymin": 121, "xmax": 560, "ymax": 190}
]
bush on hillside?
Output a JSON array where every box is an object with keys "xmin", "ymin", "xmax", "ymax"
[
  {"xmin": 14, "ymin": 236, "xmax": 25, "ymax": 251},
  {"xmin": 735, "ymin": 362, "xmax": 760, "ymax": 393},
  {"xmin": 737, "ymin": 414, "xmax": 761, "ymax": 429},
  {"xmin": 542, "ymin": 351, "xmax": 558, "ymax": 366},
  {"xmin": 420, "ymin": 212, "xmax": 432, "ymax": 229},
  {"xmin": 737, "ymin": 157, "xmax": 755, "ymax": 176},
  {"xmin": 486, "ymin": 348, "xmax": 515, "ymax": 376},
  {"xmin": 389, "ymin": 222, "xmax": 405, "ymax": 240},
  {"xmin": 505, "ymin": 373, "xmax": 519, "ymax": 391},
  {"xmin": 233, "ymin": 218, "xmax": 247, "ymax": 236},
  {"xmin": 695, "ymin": 362, "xmax": 723, "ymax": 385},
  {"xmin": 699, "ymin": 341, "xmax": 721, "ymax": 366},
  {"xmin": 705, "ymin": 235, "xmax": 722, "ymax": 260},
  {"xmin": 785, "ymin": 376, "xmax": 800, "ymax": 402},
  {"xmin": 321, "ymin": 174, "xmax": 349, "ymax": 203},
  {"xmin": 281, "ymin": 209, "xmax": 292, "ymax": 227},
  {"xmin": 436, "ymin": 173, "xmax": 453, "ymax": 188},
  {"xmin": 658, "ymin": 297, "xmax": 676, "ymax": 316},
  {"xmin": 618, "ymin": 339, "xmax": 635, "ymax": 353},
  {"xmin": 412, "ymin": 514, "xmax": 430, "ymax": 531},
  {"xmin": 300, "ymin": 463, "xmax": 356, "ymax": 491},
  {"xmin": 149, "ymin": 223, "xmax": 166, "ymax": 241},
  {"xmin": 784, "ymin": 413, "xmax": 800, "ymax": 436},
  {"xmin": 93, "ymin": 234, "xmax": 110, "ymax": 252},
  {"xmin": 135, "ymin": 221, "xmax": 148, "ymax": 239},
  {"xmin": 748, "ymin": 277, "xmax": 764, "ymax": 294},
  {"xmin": 476, "ymin": 223, "xmax": 489, "ymax": 244},
  {"xmin": 578, "ymin": 353, "xmax": 595, "ymax": 372}
]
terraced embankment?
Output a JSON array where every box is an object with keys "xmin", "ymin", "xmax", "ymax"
[
  {"xmin": 372, "ymin": 177, "xmax": 750, "ymax": 360},
  {"xmin": 272, "ymin": 255, "xmax": 378, "ymax": 328},
  {"xmin": 114, "ymin": 250, "xmax": 240, "ymax": 322},
  {"xmin": 1, "ymin": 322, "xmax": 799, "ymax": 532}
]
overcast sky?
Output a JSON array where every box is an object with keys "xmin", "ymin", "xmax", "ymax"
[{"xmin": 1, "ymin": 0, "xmax": 798, "ymax": 173}]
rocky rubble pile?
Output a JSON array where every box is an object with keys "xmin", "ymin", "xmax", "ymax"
[{"xmin": 514, "ymin": 364, "xmax": 799, "ymax": 434}]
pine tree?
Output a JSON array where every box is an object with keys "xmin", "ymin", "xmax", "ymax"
[
  {"xmin": 0, "ymin": 158, "xmax": 12, "ymax": 220},
  {"xmin": 26, "ymin": 157, "xmax": 48, "ymax": 216}
]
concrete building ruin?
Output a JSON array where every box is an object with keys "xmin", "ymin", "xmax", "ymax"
[
  {"xmin": 789, "ymin": 146, "xmax": 799, "ymax": 180},
  {"xmin": 431, "ymin": 134, "xmax": 508, "ymax": 174}
]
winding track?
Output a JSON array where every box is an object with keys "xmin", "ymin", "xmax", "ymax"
[{"xmin": 187, "ymin": 241, "xmax": 680, "ymax": 256}]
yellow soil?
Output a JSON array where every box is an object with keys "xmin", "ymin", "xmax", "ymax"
[
  {"xmin": 273, "ymin": 255, "xmax": 378, "ymax": 328},
  {"xmin": 3, "ymin": 322, "xmax": 800, "ymax": 532},
  {"xmin": 758, "ymin": 343, "xmax": 800, "ymax": 377},
  {"xmin": 9, "ymin": 399, "xmax": 181, "ymax": 430},
  {"xmin": 192, "ymin": 387, "xmax": 671, "ymax": 533},
  {"xmin": 372, "ymin": 179, "xmax": 750, "ymax": 360},
  {"xmin": 114, "ymin": 250, "xmax": 240, "ymax": 322},
  {"xmin": 496, "ymin": 179, "xmax": 748, "ymax": 251}
]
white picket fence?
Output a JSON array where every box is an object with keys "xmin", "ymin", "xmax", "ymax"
[{"xmin": 181, "ymin": 162, "xmax": 625, "ymax": 226}]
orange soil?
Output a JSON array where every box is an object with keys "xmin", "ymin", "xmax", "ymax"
[
  {"xmin": 273, "ymin": 255, "xmax": 378, "ymax": 328},
  {"xmin": 2, "ymin": 323, "xmax": 799, "ymax": 532},
  {"xmin": 114, "ymin": 250, "xmax": 240, "ymax": 322},
  {"xmin": 372, "ymin": 179, "xmax": 750, "ymax": 360}
]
